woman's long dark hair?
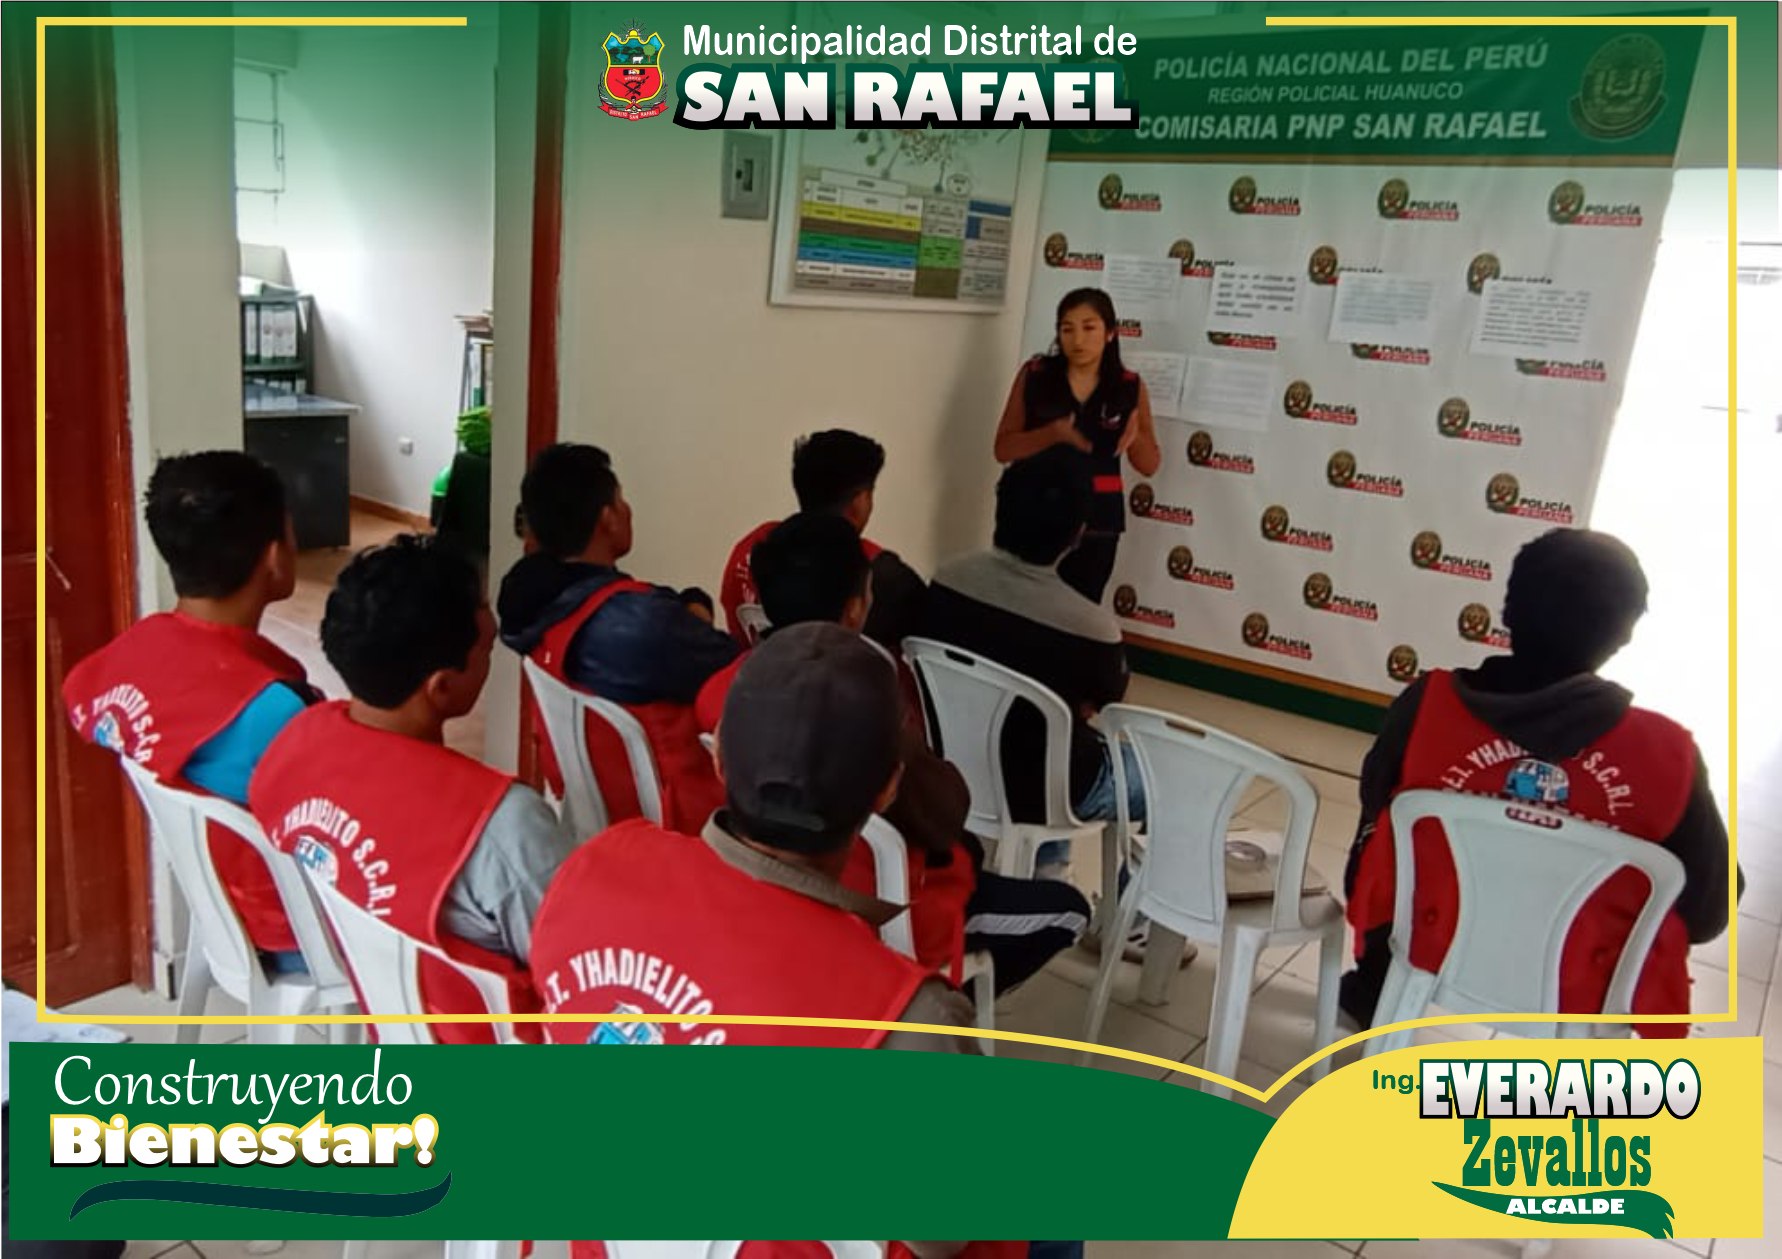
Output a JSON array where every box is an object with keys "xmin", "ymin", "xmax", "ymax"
[{"xmin": 1044, "ymin": 287, "xmax": 1126, "ymax": 392}]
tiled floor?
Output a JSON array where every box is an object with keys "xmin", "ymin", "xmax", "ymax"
[{"xmin": 59, "ymin": 566, "xmax": 1781, "ymax": 1256}]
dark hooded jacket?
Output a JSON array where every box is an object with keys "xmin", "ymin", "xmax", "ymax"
[{"xmin": 498, "ymin": 555, "xmax": 740, "ymax": 705}]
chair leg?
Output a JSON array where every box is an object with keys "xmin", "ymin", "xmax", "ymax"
[
  {"xmin": 994, "ymin": 829, "xmax": 1034, "ymax": 878},
  {"xmin": 1137, "ymin": 923, "xmax": 1186, "ymax": 1007},
  {"xmin": 175, "ymin": 928, "xmax": 213, "ymax": 1044},
  {"xmin": 1364, "ymin": 960, "xmax": 1433, "ymax": 1057},
  {"xmin": 1202, "ymin": 926, "xmax": 1262, "ymax": 1099},
  {"xmin": 339, "ymin": 1242, "xmax": 369, "ymax": 1259},
  {"xmin": 1310, "ymin": 921, "xmax": 1344, "ymax": 1081},
  {"xmin": 970, "ymin": 959, "xmax": 996, "ymax": 1057},
  {"xmin": 250, "ymin": 985, "xmax": 318, "ymax": 1045},
  {"xmin": 1079, "ymin": 890, "xmax": 1141, "ymax": 1062},
  {"xmin": 1092, "ymin": 822, "xmax": 1122, "ymax": 943}
]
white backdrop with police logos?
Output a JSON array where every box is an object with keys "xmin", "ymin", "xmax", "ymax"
[{"xmin": 1022, "ymin": 22, "xmax": 1701, "ymax": 704}]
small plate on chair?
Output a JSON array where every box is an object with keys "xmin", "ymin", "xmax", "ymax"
[{"xmin": 1225, "ymin": 831, "xmax": 1331, "ymax": 901}]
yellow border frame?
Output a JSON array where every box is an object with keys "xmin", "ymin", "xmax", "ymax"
[{"xmin": 32, "ymin": 10, "xmax": 1741, "ymax": 1108}]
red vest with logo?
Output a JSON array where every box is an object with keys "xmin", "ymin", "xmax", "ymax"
[
  {"xmin": 720, "ymin": 518, "xmax": 885, "ymax": 645},
  {"xmin": 576, "ymin": 1242, "xmax": 1026, "ymax": 1259},
  {"xmin": 532, "ymin": 579, "xmax": 725, "ymax": 836},
  {"xmin": 1347, "ymin": 669, "xmax": 1696, "ymax": 1036},
  {"xmin": 62, "ymin": 612, "xmax": 312, "ymax": 953},
  {"xmin": 531, "ymin": 819, "xmax": 931, "ymax": 1048},
  {"xmin": 696, "ymin": 651, "xmax": 969, "ymax": 978},
  {"xmin": 250, "ymin": 702, "xmax": 538, "ymax": 1044}
]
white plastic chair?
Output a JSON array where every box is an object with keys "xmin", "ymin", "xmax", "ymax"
[
  {"xmin": 523, "ymin": 655, "xmax": 664, "ymax": 839},
  {"xmin": 117, "ymin": 758, "xmax": 358, "ymax": 1044},
  {"xmin": 900, "ymin": 638, "xmax": 1108, "ymax": 891},
  {"xmin": 1079, "ymin": 705, "xmax": 1344, "ymax": 1097},
  {"xmin": 861, "ymin": 815, "xmax": 997, "ymax": 1054},
  {"xmin": 1362, "ymin": 789, "xmax": 1687, "ymax": 1055},
  {"xmin": 339, "ymin": 1241, "xmax": 513, "ymax": 1259},
  {"xmin": 734, "ymin": 602, "xmax": 772, "ymax": 645},
  {"xmin": 303, "ymin": 871, "xmax": 525, "ymax": 1047},
  {"xmin": 605, "ymin": 1244, "xmax": 883, "ymax": 1259}
]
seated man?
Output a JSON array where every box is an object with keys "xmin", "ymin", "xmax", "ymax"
[
  {"xmin": 698, "ymin": 513, "xmax": 1089, "ymax": 990},
  {"xmin": 1343, "ymin": 528, "xmax": 1739, "ymax": 1035},
  {"xmin": 499, "ymin": 442, "xmax": 739, "ymax": 833},
  {"xmin": 63, "ymin": 451, "xmax": 318, "ymax": 974},
  {"xmin": 530, "ymin": 622, "xmax": 981, "ymax": 1051},
  {"xmin": 720, "ymin": 429, "xmax": 926, "ymax": 653},
  {"xmin": 251, "ymin": 534, "xmax": 572, "ymax": 1044},
  {"xmin": 922, "ymin": 448, "xmax": 1145, "ymax": 854}
]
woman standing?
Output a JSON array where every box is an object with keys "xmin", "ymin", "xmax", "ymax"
[{"xmin": 993, "ymin": 288, "xmax": 1161, "ymax": 604}]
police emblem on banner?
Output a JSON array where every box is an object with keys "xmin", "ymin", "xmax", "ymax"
[
  {"xmin": 1570, "ymin": 34, "xmax": 1668, "ymax": 140},
  {"xmin": 1548, "ymin": 179, "xmax": 1587, "ymax": 224},
  {"xmin": 1458, "ymin": 601, "xmax": 1513, "ymax": 648},
  {"xmin": 1466, "ymin": 252, "xmax": 1502, "ymax": 295},
  {"xmin": 1307, "ymin": 245, "xmax": 1339, "ymax": 286}
]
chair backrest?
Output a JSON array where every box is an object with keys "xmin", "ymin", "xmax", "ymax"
[
  {"xmin": 1387, "ymin": 789, "xmax": 1686, "ymax": 1030},
  {"xmin": 118, "ymin": 757, "xmax": 351, "ymax": 996},
  {"xmin": 605, "ymin": 1244, "xmax": 883, "ymax": 1259},
  {"xmin": 734, "ymin": 603, "xmax": 771, "ymax": 646},
  {"xmin": 859, "ymin": 815, "xmax": 914, "ymax": 957},
  {"xmin": 1098, "ymin": 704, "xmax": 1323, "ymax": 934},
  {"xmin": 303, "ymin": 871, "xmax": 521, "ymax": 1046},
  {"xmin": 900, "ymin": 637, "xmax": 1080, "ymax": 835},
  {"xmin": 522, "ymin": 655, "xmax": 664, "ymax": 837}
]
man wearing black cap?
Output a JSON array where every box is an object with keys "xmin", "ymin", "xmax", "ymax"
[
  {"xmin": 696, "ymin": 512, "xmax": 1091, "ymax": 991},
  {"xmin": 1342, "ymin": 528, "xmax": 1738, "ymax": 1034},
  {"xmin": 529, "ymin": 622, "xmax": 981, "ymax": 1050}
]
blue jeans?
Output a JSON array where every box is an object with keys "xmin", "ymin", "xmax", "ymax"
[
  {"xmin": 1036, "ymin": 739, "xmax": 1147, "ymax": 869},
  {"xmin": 260, "ymin": 949, "xmax": 309, "ymax": 977}
]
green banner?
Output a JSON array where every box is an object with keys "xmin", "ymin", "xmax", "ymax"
[
  {"xmin": 1433, "ymin": 1182, "xmax": 1677, "ymax": 1239},
  {"xmin": 1050, "ymin": 23, "xmax": 1703, "ymax": 161},
  {"xmin": 9, "ymin": 1044, "xmax": 1271, "ymax": 1240}
]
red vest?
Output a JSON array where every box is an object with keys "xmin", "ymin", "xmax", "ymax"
[
  {"xmin": 531, "ymin": 819, "xmax": 931, "ymax": 1048},
  {"xmin": 532, "ymin": 579, "xmax": 724, "ymax": 836},
  {"xmin": 720, "ymin": 518, "xmax": 885, "ymax": 645},
  {"xmin": 62, "ymin": 612, "xmax": 311, "ymax": 953},
  {"xmin": 840, "ymin": 839, "xmax": 971, "ymax": 982},
  {"xmin": 1347, "ymin": 670, "xmax": 1696, "ymax": 1036},
  {"xmin": 694, "ymin": 653, "xmax": 746, "ymax": 736},
  {"xmin": 576, "ymin": 1243, "xmax": 1026, "ymax": 1259},
  {"xmin": 892, "ymin": 1246, "xmax": 1028, "ymax": 1259},
  {"xmin": 696, "ymin": 651, "xmax": 969, "ymax": 978},
  {"xmin": 250, "ymin": 702, "xmax": 538, "ymax": 1044}
]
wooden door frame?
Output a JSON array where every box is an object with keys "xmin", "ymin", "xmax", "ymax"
[
  {"xmin": 3, "ymin": 15, "xmax": 153, "ymax": 996},
  {"xmin": 515, "ymin": 2, "xmax": 568, "ymax": 790}
]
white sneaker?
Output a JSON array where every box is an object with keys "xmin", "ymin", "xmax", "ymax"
[{"xmin": 1081, "ymin": 919, "xmax": 1199, "ymax": 967}]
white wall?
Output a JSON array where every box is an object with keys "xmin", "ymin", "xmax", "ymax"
[
  {"xmin": 554, "ymin": 8, "xmax": 1051, "ymax": 595},
  {"xmin": 113, "ymin": 27, "xmax": 243, "ymax": 993},
  {"xmin": 114, "ymin": 28, "xmax": 243, "ymax": 616},
  {"xmin": 235, "ymin": 22, "xmax": 497, "ymax": 516},
  {"xmin": 481, "ymin": 3, "xmax": 543, "ymax": 773}
]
